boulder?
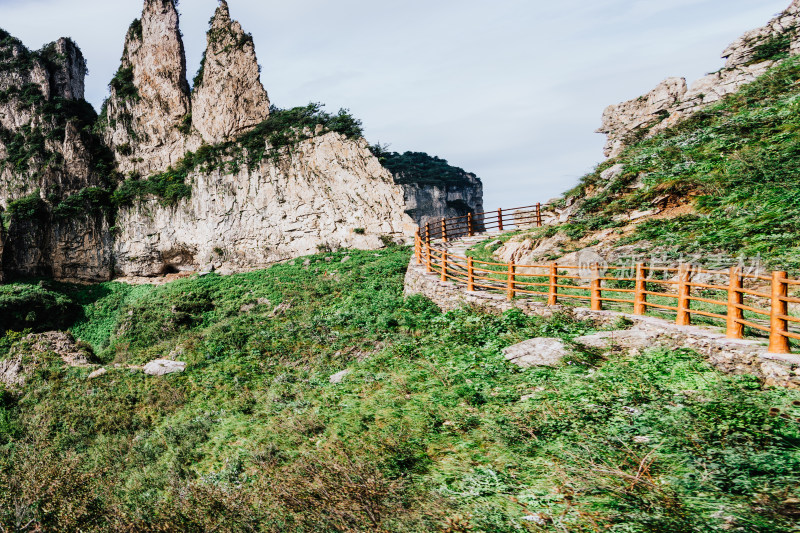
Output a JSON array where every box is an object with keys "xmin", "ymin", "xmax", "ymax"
[
  {"xmin": 329, "ymin": 369, "xmax": 350, "ymax": 384},
  {"xmin": 572, "ymin": 328, "xmax": 655, "ymax": 351},
  {"xmin": 502, "ymin": 338, "xmax": 570, "ymax": 368},
  {"xmin": 143, "ymin": 359, "xmax": 186, "ymax": 376},
  {"xmin": 88, "ymin": 368, "xmax": 108, "ymax": 380}
]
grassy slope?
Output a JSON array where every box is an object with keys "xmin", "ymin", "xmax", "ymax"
[
  {"xmin": 0, "ymin": 248, "xmax": 798, "ymax": 531},
  {"xmin": 527, "ymin": 56, "xmax": 800, "ymax": 271}
]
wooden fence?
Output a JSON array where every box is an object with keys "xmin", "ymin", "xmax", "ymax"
[{"xmin": 415, "ymin": 204, "xmax": 800, "ymax": 354}]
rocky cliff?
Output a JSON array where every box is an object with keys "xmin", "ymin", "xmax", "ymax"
[
  {"xmin": 0, "ymin": 30, "xmax": 114, "ymax": 281},
  {"xmin": 599, "ymin": 0, "xmax": 800, "ymax": 157},
  {"xmin": 101, "ymin": 0, "xmax": 191, "ymax": 175},
  {"xmin": 374, "ymin": 149, "xmax": 484, "ymax": 228},
  {"xmin": 0, "ymin": 0, "xmax": 482, "ymax": 282},
  {"xmin": 191, "ymin": 0, "xmax": 270, "ymax": 145}
]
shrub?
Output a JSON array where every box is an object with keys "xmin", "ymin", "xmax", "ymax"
[
  {"xmin": 0, "ymin": 283, "xmax": 79, "ymax": 332},
  {"xmin": 6, "ymin": 192, "xmax": 47, "ymax": 222}
]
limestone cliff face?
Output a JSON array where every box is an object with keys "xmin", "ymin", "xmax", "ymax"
[
  {"xmin": 191, "ymin": 1, "xmax": 270, "ymax": 145},
  {"xmin": 600, "ymin": 0, "xmax": 800, "ymax": 157},
  {"xmin": 0, "ymin": 31, "xmax": 112, "ymax": 282},
  {"xmin": 102, "ymin": 0, "xmax": 191, "ymax": 175},
  {"xmin": 114, "ymin": 133, "xmax": 416, "ymax": 276}
]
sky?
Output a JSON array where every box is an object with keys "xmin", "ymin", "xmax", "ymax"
[{"xmin": 0, "ymin": 0, "xmax": 792, "ymax": 210}]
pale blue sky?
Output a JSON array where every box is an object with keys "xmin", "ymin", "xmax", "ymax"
[{"xmin": 0, "ymin": 0, "xmax": 791, "ymax": 209}]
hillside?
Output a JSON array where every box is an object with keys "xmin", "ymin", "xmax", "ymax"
[
  {"xmin": 1, "ymin": 248, "xmax": 798, "ymax": 531},
  {"xmin": 495, "ymin": 55, "xmax": 800, "ymax": 273}
]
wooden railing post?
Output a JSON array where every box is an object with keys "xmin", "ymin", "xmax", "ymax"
[
  {"xmin": 498, "ymin": 209, "xmax": 504, "ymax": 232},
  {"xmin": 590, "ymin": 263, "xmax": 603, "ymax": 311},
  {"xmin": 467, "ymin": 257, "xmax": 475, "ymax": 292},
  {"xmin": 726, "ymin": 266, "xmax": 744, "ymax": 339},
  {"xmin": 676, "ymin": 263, "xmax": 692, "ymax": 326},
  {"xmin": 769, "ymin": 270, "xmax": 790, "ymax": 353},
  {"xmin": 426, "ymin": 243, "xmax": 432, "ymax": 274},
  {"xmin": 536, "ymin": 203, "xmax": 542, "ymax": 227},
  {"xmin": 441, "ymin": 250, "xmax": 448, "ymax": 282},
  {"xmin": 548, "ymin": 262, "xmax": 558, "ymax": 305},
  {"xmin": 415, "ymin": 231, "xmax": 421, "ymax": 265},
  {"xmin": 507, "ymin": 261, "xmax": 516, "ymax": 301},
  {"xmin": 425, "ymin": 222, "xmax": 431, "ymax": 247},
  {"xmin": 441, "ymin": 218, "xmax": 448, "ymax": 243},
  {"xmin": 634, "ymin": 263, "xmax": 646, "ymax": 315},
  {"xmin": 467, "ymin": 213, "xmax": 474, "ymax": 237}
]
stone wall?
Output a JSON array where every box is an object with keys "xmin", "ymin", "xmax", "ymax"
[{"xmin": 404, "ymin": 256, "xmax": 800, "ymax": 388}]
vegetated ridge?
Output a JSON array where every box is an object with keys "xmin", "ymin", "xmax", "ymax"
[{"xmin": 494, "ymin": 0, "xmax": 800, "ymax": 274}]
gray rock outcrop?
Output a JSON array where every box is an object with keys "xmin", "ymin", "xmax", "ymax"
[
  {"xmin": 143, "ymin": 359, "xmax": 186, "ymax": 376},
  {"xmin": 191, "ymin": 0, "xmax": 270, "ymax": 144},
  {"xmin": 0, "ymin": 332, "xmax": 95, "ymax": 388},
  {"xmin": 502, "ymin": 338, "xmax": 570, "ymax": 368},
  {"xmin": 114, "ymin": 133, "xmax": 415, "ymax": 275},
  {"xmin": 102, "ymin": 0, "xmax": 192, "ymax": 174},
  {"xmin": 600, "ymin": 0, "xmax": 800, "ymax": 157},
  {"xmin": 401, "ymin": 176, "xmax": 484, "ymax": 229},
  {"xmin": 0, "ymin": 31, "xmax": 113, "ymax": 282}
]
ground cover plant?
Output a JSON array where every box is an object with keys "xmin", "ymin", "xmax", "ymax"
[{"xmin": 0, "ymin": 247, "xmax": 798, "ymax": 531}]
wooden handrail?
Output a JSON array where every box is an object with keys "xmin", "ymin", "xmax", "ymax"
[{"xmin": 413, "ymin": 203, "xmax": 800, "ymax": 354}]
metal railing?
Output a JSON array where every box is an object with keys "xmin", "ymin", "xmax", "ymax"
[{"xmin": 415, "ymin": 204, "xmax": 800, "ymax": 354}]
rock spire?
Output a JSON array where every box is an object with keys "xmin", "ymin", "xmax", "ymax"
[
  {"xmin": 191, "ymin": 0, "xmax": 270, "ymax": 144},
  {"xmin": 102, "ymin": 0, "xmax": 191, "ymax": 174}
]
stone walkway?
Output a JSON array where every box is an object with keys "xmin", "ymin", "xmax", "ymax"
[{"xmin": 407, "ymin": 235, "xmax": 800, "ymax": 389}]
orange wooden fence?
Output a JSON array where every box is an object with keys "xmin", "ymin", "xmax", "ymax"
[{"xmin": 415, "ymin": 204, "xmax": 799, "ymax": 354}]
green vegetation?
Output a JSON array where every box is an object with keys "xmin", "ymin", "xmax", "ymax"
[
  {"xmin": 193, "ymin": 50, "xmax": 207, "ymax": 89},
  {"xmin": 371, "ymin": 145, "xmax": 479, "ymax": 187},
  {"xmin": 109, "ymin": 65, "xmax": 138, "ymax": 101},
  {"xmin": 0, "ymin": 248, "xmax": 797, "ymax": 531},
  {"xmin": 127, "ymin": 18, "xmax": 143, "ymax": 42},
  {"xmin": 52, "ymin": 187, "xmax": 112, "ymax": 219},
  {"xmin": 0, "ymin": 283, "xmax": 78, "ymax": 336},
  {"xmin": 749, "ymin": 32, "xmax": 794, "ymax": 64},
  {"xmin": 5, "ymin": 192, "xmax": 48, "ymax": 223},
  {"xmin": 546, "ymin": 55, "xmax": 800, "ymax": 271}
]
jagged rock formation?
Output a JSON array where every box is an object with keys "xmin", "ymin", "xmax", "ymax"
[
  {"xmin": 101, "ymin": 0, "xmax": 191, "ymax": 175},
  {"xmin": 599, "ymin": 0, "xmax": 800, "ymax": 157},
  {"xmin": 0, "ymin": 0, "xmax": 483, "ymax": 282},
  {"xmin": 0, "ymin": 30, "xmax": 113, "ymax": 281},
  {"xmin": 191, "ymin": 0, "xmax": 270, "ymax": 144}
]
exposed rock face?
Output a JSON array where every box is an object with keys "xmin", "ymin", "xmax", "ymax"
[
  {"xmin": 191, "ymin": 0, "xmax": 270, "ymax": 144},
  {"xmin": 0, "ymin": 30, "xmax": 113, "ymax": 281},
  {"xmin": 598, "ymin": 78, "xmax": 687, "ymax": 158},
  {"xmin": 502, "ymin": 338, "xmax": 570, "ymax": 368},
  {"xmin": 600, "ymin": 0, "xmax": 800, "ymax": 157},
  {"xmin": 143, "ymin": 359, "xmax": 186, "ymax": 376},
  {"xmin": 102, "ymin": 0, "xmax": 191, "ymax": 175},
  {"xmin": 47, "ymin": 38, "xmax": 87, "ymax": 100},
  {"xmin": 401, "ymin": 176, "xmax": 484, "ymax": 229},
  {"xmin": 114, "ymin": 133, "xmax": 417, "ymax": 276},
  {"xmin": 0, "ymin": 331, "xmax": 95, "ymax": 388}
]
